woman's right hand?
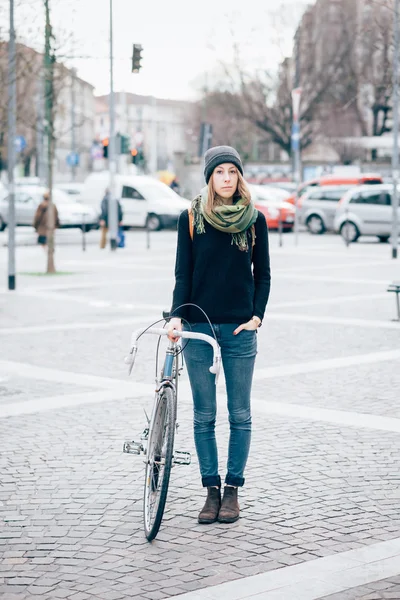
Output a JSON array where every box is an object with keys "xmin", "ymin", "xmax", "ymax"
[{"xmin": 167, "ymin": 317, "xmax": 182, "ymax": 342}]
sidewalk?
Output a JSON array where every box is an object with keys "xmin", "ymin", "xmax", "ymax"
[{"xmin": 1, "ymin": 231, "xmax": 400, "ymax": 600}]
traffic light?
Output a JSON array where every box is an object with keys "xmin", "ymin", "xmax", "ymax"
[
  {"xmin": 102, "ymin": 137, "xmax": 109, "ymax": 158},
  {"xmin": 131, "ymin": 148, "xmax": 138, "ymax": 164},
  {"xmin": 120, "ymin": 135, "xmax": 130, "ymax": 154},
  {"xmin": 132, "ymin": 44, "xmax": 143, "ymax": 73}
]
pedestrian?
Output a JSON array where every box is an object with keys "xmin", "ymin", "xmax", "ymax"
[
  {"xmin": 170, "ymin": 177, "xmax": 180, "ymax": 194},
  {"xmin": 168, "ymin": 145, "xmax": 271, "ymax": 524},
  {"xmin": 33, "ymin": 190, "xmax": 60, "ymax": 250},
  {"xmin": 99, "ymin": 188, "xmax": 123, "ymax": 249}
]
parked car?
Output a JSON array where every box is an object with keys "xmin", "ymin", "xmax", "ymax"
[
  {"xmin": 0, "ymin": 186, "xmax": 100, "ymax": 231},
  {"xmin": 55, "ymin": 183, "xmax": 85, "ymax": 199},
  {"xmin": 286, "ymin": 173, "xmax": 383, "ymax": 206},
  {"xmin": 249, "ymin": 185, "xmax": 295, "ymax": 231},
  {"xmin": 298, "ymin": 185, "xmax": 354, "ymax": 234},
  {"xmin": 334, "ymin": 184, "xmax": 400, "ymax": 243},
  {"xmin": 265, "ymin": 181, "xmax": 297, "ymax": 193},
  {"xmin": 81, "ymin": 172, "xmax": 190, "ymax": 231}
]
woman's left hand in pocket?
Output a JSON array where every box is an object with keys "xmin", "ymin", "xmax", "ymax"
[{"xmin": 233, "ymin": 320, "xmax": 258, "ymax": 335}]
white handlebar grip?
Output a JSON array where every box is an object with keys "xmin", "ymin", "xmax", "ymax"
[{"xmin": 209, "ymin": 364, "xmax": 218, "ymax": 374}]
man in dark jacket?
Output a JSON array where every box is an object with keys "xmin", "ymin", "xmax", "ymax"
[{"xmin": 99, "ymin": 188, "xmax": 123, "ymax": 249}]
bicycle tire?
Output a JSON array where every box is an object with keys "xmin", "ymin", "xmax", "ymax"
[{"xmin": 144, "ymin": 386, "xmax": 176, "ymax": 541}]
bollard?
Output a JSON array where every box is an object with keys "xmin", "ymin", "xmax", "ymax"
[
  {"xmin": 82, "ymin": 214, "xmax": 86, "ymax": 252},
  {"xmin": 146, "ymin": 215, "xmax": 150, "ymax": 250},
  {"xmin": 345, "ymin": 208, "xmax": 350, "ymax": 248},
  {"xmin": 278, "ymin": 211, "xmax": 283, "ymax": 247}
]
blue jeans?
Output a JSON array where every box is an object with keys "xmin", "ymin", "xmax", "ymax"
[{"xmin": 183, "ymin": 322, "xmax": 257, "ymax": 488}]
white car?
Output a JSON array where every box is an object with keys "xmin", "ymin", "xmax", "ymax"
[
  {"xmin": 334, "ymin": 184, "xmax": 400, "ymax": 243},
  {"xmin": 0, "ymin": 186, "xmax": 100, "ymax": 231},
  {"xmin": 298, "ymin": 185, "xmax": 354, "ymax": 234},
  {"xmin": 55, "ymin": 182, "xmax": 85, "ymax": 199},
  {"xmin": 81, "ymin": 172, "xmax": 190, "ymax": 231}
]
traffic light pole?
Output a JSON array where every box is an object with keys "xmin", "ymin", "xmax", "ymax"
[
  {"xmin": 7, "ymin": 0, "xmax": 16, "ymax": 291},
  {"xmin": 108, "ymin": 0, "xmax": 118, "ymax": 251},
  {"xmin": 392, "ymin": 0, "xmax": 399, "ymax": 260}
]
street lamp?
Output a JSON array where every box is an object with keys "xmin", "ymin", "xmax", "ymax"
[
  {"xmin": 392, "ymin": 0, "xmax": 399, "ymax": 259},
  {"xmin": 292, "ymin": 86, "xmax": 302, "ymax": 247},
  {"xmin": 108, "ymin": 0, "xmax": 118, "ymax": 251},
  {"xmin": 7, "ymin": 0, "xmax": 16, "ymax": 290}
]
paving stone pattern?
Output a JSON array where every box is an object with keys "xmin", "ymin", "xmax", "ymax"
[{"xmin": 1, "ymin": 231, "xmax": 400, "ymax": 599}]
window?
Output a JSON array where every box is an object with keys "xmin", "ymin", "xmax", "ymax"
[
  {"xmin": 320, "ymin": 190, "xmax": 348, "ymax": 202},
  {"xmin": 15, "ymin": 193, "xmax": 32, "ymax": 204},
  {"xmin": 308, "ymin": 190, "xmax": 324, "ymax": 200},
  {"xmin": 121, "ymin": 186, "xmax": 145, "ymax": 200},
  {"xmin": 350, "ymin": 191, "xmax": 390, "ymax": 205}
]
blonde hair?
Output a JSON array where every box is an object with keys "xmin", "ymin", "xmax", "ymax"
[{"xmin": 206, "ymin": 169, "xmax": 251, "ymax": 213}]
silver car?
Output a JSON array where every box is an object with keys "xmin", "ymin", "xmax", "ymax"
[
  {"xmin": 0, "ymin": 186, "xmax": 100, "ymax": 232},
  {"xmin": 299, "ymin": 185, "xmax": 354, "ymax": 234},
  {"xmin": 334, "ymin": 184, "xmax": 400, "ymax": 243}
]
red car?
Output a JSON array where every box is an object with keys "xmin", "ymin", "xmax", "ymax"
[{"xmin": 250, "ymin": 185, "xmax": 295, "ymax": 231}]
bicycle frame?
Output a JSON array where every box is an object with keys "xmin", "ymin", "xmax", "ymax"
[{"xmin": 123, "ymin": 325, "xmax": 221, "ymax": 541}]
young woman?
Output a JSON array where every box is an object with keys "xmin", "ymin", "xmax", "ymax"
[{"xmin": 168, "ymin": 145, "xmax": 271, "ymax": 524}]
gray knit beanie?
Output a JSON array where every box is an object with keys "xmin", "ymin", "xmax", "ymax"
[{"xmin": 204, "ymin": 145, "xmax": 244, "ymax": 184}]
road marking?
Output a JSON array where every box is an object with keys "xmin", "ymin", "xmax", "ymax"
[
  {"xmin": 0, "ymin": 313, "xmax": 159, "ymax": 335},
  {"xmin": 269, "ymin": 291, "xmax": 386, "ymax": 309},
  {"xmin": 25, "ymin": 277, "xmax": 171, "ymax": 291},
  {"xmin": 251, "ymin": 398, "xmax": 400, "ymax": 434},
  {"xmin": 253, "ymin": 348, "xmax": 400, "ymax": 380},
  {"xmin": 266, "ymin": 312, "xmax": 400, "ymax": 329},
  {"xmin": 273, "ymin": 259, "xmax": 391, "ymax": 275},
  {"xmin": 274, "ymin": 273, "xmax": 389, "ymax": 285},
  {"xmin": 173, "ymin": 538, "xmax": 400, "ymax": 600},
  {"xmin": 0, "ymin": 387, "xmax": 152, "ymax": 418},
  {"xmin": 0, "ymin": 359, "xmax": 136, "ymax": 391}
]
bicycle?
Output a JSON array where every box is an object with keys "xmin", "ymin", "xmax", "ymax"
[{"xmin": 123, "ymin": 322, "xmax": 221, "ymax": 541}]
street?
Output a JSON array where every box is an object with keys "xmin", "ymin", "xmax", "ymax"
[{"xmin": 1, "ymin": 229, "xmax": 400, "ymax": 600}]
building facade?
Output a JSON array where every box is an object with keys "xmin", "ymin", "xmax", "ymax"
[
  {"xmin": 292, "ymin": 0, "xmax": 395, "ymax": 163},
  {"xmin": 94, "ymin": 92, "xmax": 193, "ymax": 175},
  {"xmin": 0, "ymin": 42, "xmax": 95, "ymax": 182}
]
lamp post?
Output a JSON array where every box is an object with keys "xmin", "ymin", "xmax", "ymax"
[
  {"xmin": 7, "ymin": 0, "xmax": 16, "ymax": 290},
  {"xmin": 108, "ymin": 0, "xmax": 118, "ymax": 250},
  {"xmin": 392, "ymin": 0, "xmax": 399, "ymax": 259},
  {"xmin": 292, "ymin": 86, "xmax": 302, "ymax": 247}
]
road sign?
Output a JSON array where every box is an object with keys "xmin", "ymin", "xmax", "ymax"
[
  {"xmin": 291, "ymin": 87, "xmax": 302, "ymax": 121},
  {"xmin": 66, "ymin": 152, "xmax": 79, "ymax": 167},
  {"xmin": 291, "ymin": 122, "xmax": 300, "ymax": 152},
  {"xmin": 14, "ymin": 135, "xmax": 26, "ymax": 153}
]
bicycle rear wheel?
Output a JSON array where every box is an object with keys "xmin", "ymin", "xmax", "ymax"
[{"xmin": 144, "ymin": 386, "xmax": 176, "ymax": 541}]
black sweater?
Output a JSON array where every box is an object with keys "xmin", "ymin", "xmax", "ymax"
[{"xmin": 171, "ymin": 210, "xmax": 271, "ymax": 324}]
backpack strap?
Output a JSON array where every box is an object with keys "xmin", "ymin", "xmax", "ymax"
[{"xmin": 188, "ymin": 207, "xmax": 194, "ymax": 241}]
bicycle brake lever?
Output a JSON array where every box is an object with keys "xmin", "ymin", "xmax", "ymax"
[
  {"xmin": 124, "ymin": 347, "xmax": 138, "ymax": 375},
  {"xmin": 209, "ymin": 357, "xmax": 221, "ymax": 385}
]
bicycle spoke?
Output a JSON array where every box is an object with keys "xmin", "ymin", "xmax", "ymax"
[{"xmin": 143, "ymin": 388, "xmax": 176, "ymax": 541}]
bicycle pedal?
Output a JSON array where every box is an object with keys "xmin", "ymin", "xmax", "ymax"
[
  {"xmin": 173, "ymin": 451, "xmax": 191, "ymax": 465},
  {"xmin": 123, "ymin": 440, "xmax": 144, "ymax": 455},
  {"xmin": 140, "ymin": 428, "xmax": 149, "ymax": 441}
]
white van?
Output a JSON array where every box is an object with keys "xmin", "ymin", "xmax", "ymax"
[{"xmin": 81, "ymin": 172, "xmax": 190, "ymax": 230}]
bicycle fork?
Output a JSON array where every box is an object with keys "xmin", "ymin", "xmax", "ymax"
[{"xmin": 123, "ymin": 345, "xmax": 191, "ymax": 466}]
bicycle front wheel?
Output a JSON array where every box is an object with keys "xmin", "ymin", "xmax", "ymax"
[{"xmin": 144, "ymin": 386, "xmax": 176, "ymax": 541}]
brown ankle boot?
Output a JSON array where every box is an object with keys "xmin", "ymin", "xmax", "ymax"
[
  {"xmin": 218, "ymin": 486, "xmax": 240, "ymax": 523},
  {"xmin": 198, "ymin": 487, "xmax": 221, "ymax": 524}
]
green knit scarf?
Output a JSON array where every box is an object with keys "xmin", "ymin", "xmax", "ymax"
[{"xmin": 191, "ymin": 187, "xmax": 258, "ymax": 252}]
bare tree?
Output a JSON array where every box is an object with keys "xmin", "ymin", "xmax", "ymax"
[{"xmin": 197, "ymin": 0, "xmax": 395, "ymax": 160}]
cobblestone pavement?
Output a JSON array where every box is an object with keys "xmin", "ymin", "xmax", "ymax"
[{"xmin": 1, "ymin": 230, "xmax": 400, "ymax": 599}]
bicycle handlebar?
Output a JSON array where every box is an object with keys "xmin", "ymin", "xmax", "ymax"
[{"xmin": 124, "ymin": 327, "xmax": 222, "ymax": 384}]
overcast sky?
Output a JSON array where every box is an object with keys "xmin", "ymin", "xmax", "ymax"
[{"xmin": 9, "ymin": 0, "xmax": 308, "ymax": 100}]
